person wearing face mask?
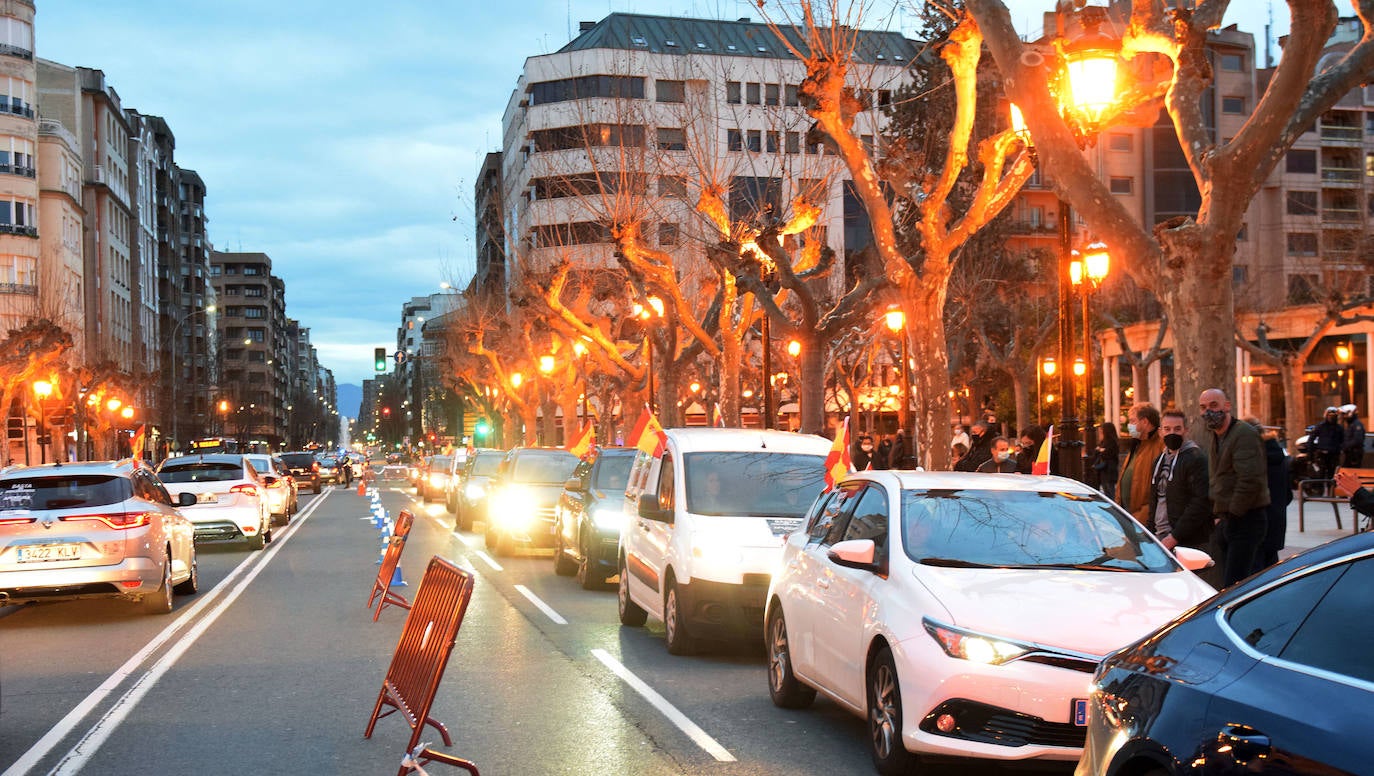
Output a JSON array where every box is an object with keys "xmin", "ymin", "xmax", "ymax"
[
  {"xmin": 1146, "ymin": 410, "xmax": 1214, "ymax": 583},
  {"xmin": 1249, "ymin": 417, "xmax": 1291, "ymax": 572},
  {"xmin": 1014, "ymin": 426, "xmax": 1046, "ymax": 474},
  {"xmin": 1116, "ymin": 403, "xmax": 1164, "ymax": 525},
  {"xmin": 976, "ymin": 436, "xmax": 1018, "ymax": 473},
  {"xmin": 1311, "ymin": 406, "xmax": 1344, "ymax": 480},
  {"xmin": 1199, "ymin": 388, "xmax": 1270, "ymax": 587},
  {"xmin": 1341, "ymin": 405, "xmax": 1366, "ymax": 468},
  {"xmin": 953, "ymin": 420, "xmax": 993, "ymax": 472},
  {"xmin": 853, "ymin": 434, "xmax": 875, "ymax": 471}
]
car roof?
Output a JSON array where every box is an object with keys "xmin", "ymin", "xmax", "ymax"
[
  {"xmin": 507, "ymin": 447, "xmax": 578, "ymax": 458},
  {"xmin": 843, "ymin": 469, "xmax": 1100, "ymax": 496},
  {"xmin": 665, "ymin": 427, "xmax": 831, "ymax": 455},
  {"xmin": 0, "ymin": 461, "xmax": 138, "ymax": 479},
  {"xmin": 159, "ymin": 454, "xmax": 248, "ymax": 466}
]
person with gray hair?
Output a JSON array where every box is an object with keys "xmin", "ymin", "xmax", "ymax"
[{"xmin": 1199, "ymin": 388, "xmax": 1270, "ymax": 587}]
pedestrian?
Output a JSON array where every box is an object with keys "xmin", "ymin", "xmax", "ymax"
[
  {"xmin": 1116, "ymin": 404, "xmax": 1164, "ymax": 525},
  {"xmin": 889, "ymin": 429, "xmax": 913, "ymax": 469},
  {"xmin": 950, "ymin": 422, "xmax": 970, "ymax": 453},
  {"xmin": 1311, "ymin": 406, "xmax": 1344, "ymax": 480},
  {"xmin": 1333, "ymin": 468, "xmax": 1374, "ymax": 526},
  {"xmin": 853, "ymin": 434, "xmax": 875, "ymax": 471},
  {"xmin": 1147, "ymin": 409, "xmax": 1215, "ymax": 582},
  {"xmin": 976, "ymin": 436, "xmax": 1018, "ymax": 473},
  {"xmin": 1015, "ymin": 426, "xmax": 1045, "ymax": 474},
  {"xmin": 872, "ymin": 436, "xmax": 892, "ymax": 470},
  {"xmin": 1341, "ymin": 404, "xmax": 1366, "ymax": 468},
  {"xmin": 954, "ymin": 419, "xmax": 993, "ymax": 472},
  {"xmin": 1199, "ymin": 388, "xmax": 1270, "ymax": 588},
  {"xmin": 950, "ymin": 442, "xmax": 968, "ymax": 470},
  {"xmin": 1094, "ymin": 421, "xmax": 1120, "ymax": 500},
  {"xmin": 1250, "ymin": 418, "xmax": 1291, "ymax": 572}
]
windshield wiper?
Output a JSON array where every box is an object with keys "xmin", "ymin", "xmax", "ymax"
[
  {"xmin": 1032, "ymin": 562, "xmax": 1133, "ymax": 572},
  {"xmin": 916, "ymin": 557, "xmax": 1003, "ymax": 568}
]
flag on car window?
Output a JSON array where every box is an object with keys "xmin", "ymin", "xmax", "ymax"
[
  {"xmin": 566, "ymin": 422, "xmax": 596, "ymax": 460},
  {"xmin": 1032, "ymin": 426, "xmax": 1053, "ymax": 475},
  {"xmin": 132, "ymin": 424, "xmax": 147, "ymax": 461},
  {"xmin": 629, "ymin": 406, "xmax": 667, "ymax": 458},
  {"xmin": 712, "ymin": 403, "xmax": 725, "ymax": 428},
  {"xmin": 823, "ymin": 416, "xmax": 853, "ymax": 492}
]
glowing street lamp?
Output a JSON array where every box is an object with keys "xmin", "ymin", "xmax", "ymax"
[
  {"xmin": 884, "ymin": 305, "xmax": 912, "ymax": 449},
  {"xmin": 539, "ymin": 355, "xmax": 555, "ymax": 375},
  {"xmin": 635, "ymin": 296, "xmax": 664, "ymax": 413},
  {"xmin": 786, "ymin": 339, "xmax": 801, "ymax": 358},
  {"xmin": 1336, "ymin": 342, "xmax": 1354, "ymax": 404},
  {"xmin": 32, "ymin": 380, "xmax": 52, "ymax": 464}
]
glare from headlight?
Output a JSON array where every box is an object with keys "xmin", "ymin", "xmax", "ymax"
[
  {"xmin": 465, "ymin": 481, "xmax": 486, "ymax": 500},
  {"xmin": 491, "ymin": 487, "xmax": 537, "ymax": 529},
  {"xmin": 591, "ymin": 506, "xmax": 625, "ymax": 531},
  {"xmin": 924, "ymin": 620, "xmax": 1028, "ymax": 665}
]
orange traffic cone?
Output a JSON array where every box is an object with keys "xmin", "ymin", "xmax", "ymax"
[{"xmin": 357, "ymin": 481, "xmax": 366, "ymax": 497}]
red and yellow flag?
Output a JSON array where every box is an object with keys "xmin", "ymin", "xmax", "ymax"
[
  {"xmin": 1032, "ymin": 426, "xmax": 1053, "ymax": 475},
  {"xmin": 823, "ymin": 416, "xmax": 853, "ymax": 492},
  {"xmin": 132, "ymin": 424, "xmax": 147, "ymax": 461},
  {"xmin": 712, "ymin": 403, "xmax": 725, "ymax": 428},
  {"xmin": 566, "ymin": 422, "xmax": 596, "ymax": 460},
  {"xmin": 629, "ymin": 406, "xmax": 667, "ymax": 458}
]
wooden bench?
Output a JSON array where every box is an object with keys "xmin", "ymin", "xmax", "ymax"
[{"xmin": 1298, "ymin": 468, "xmax": 1374, "ymax": 533}]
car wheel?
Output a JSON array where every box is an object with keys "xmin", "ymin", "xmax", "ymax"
[
  {"xmin": 663, "ymin": 579, "xmax": 694, "ymax": 656},
  {"xmin": 173, "ymin": 555, "xmax": 199, "ymax": 596},
  {"xmin": 262, "ymin": 518, "xmax": 273, "ymax": 545},
  {"xmin": 553, "ymin": 528, "xmax": 577, "ymax": 576},
  {"xmin": 617, "ymin": 556, "xmax": 647, "ymax": 627},
  {"xmin": 446, "ymin": 495, "xmax": 457, "ymax": 514},
  {"xmin": 247, "ymin": 529, "xmax": 266, "ymax": 551},
  {"xmin": 457, "ymin": 506, "xmax": 471, "ymax": 532},
  {"xmin": 576, "ymin": 533, "xmax": 604, "ymax": 591},
  {"xmin": 868, "ymin": 647, "xmax": 918, "ymax": 776},
  {"xmin": 484, "ymin": 526, "xmax": 496, "ymax": 550},
  {"xmin": 767, "ymin": 607, "xmax": 816, "ymax": 709},
  {"xmin": 494, "ymin": 532, "xmax": 514, "ymax": 557},
  {"xmin": 140, "ymin": 556, "xmax": 174, "ymax": 615}
]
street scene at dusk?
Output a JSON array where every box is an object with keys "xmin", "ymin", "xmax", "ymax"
[{"xmin": 3, "ymin": 0, "xmax": 1374, "ymax": 774}]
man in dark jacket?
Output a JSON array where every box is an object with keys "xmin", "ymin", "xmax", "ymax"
[
  {"xmin": 1147, "ymin": 410, "xmax": 1213, "ymax": 556},
  {"xmin": 954, "ymin": 420, "xmax": 993, "ymax": 473},
  {"xmin": 1252, "ymin": 419, "xmax": 1291, "ymax": 572},
  {"xmin": 1200, "ymin": 388, "xmax": 1270, "ymax": 587},
  {"xmin": 1342, "ymin": 405, "xmax": 1366, "ymax": 468},
  {"xmin": 1312, "ymin": 406, "xmax": 1344, "ymax": 480}
]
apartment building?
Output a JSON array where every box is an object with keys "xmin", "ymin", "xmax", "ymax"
[
  {"xmin": 211, "ymin": 250, "xmax": 287, "ymax": 446},
  {"xmin": 471, "ymin": 150, "xmax": 504, "ymax": 297},
  {"xmin": 36, "ymin": 116, "xmax": 82, "ymax": 359},
  {"xmin": 0, "ymin": 0, "xmax": 38, "ymax": 335},
  {"xmin": 498, "ymin": 13, "xmax": 916, "ymax": 293}
]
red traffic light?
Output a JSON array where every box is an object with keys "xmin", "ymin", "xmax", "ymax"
[{"xmin": 382, "ymin": 407, "xmax": 391, "ymax": 418}]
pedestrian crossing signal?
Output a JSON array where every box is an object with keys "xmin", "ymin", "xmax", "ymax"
[{"xmin": 374, "ymin": 347, "xmax": 387, "ymax": 372}]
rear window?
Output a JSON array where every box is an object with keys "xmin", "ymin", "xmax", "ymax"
[
  {"xmin": 431, "ymin": 456, "xmax": 453, "ymax": 470},
  {"xmin": 471, "ymin": 453, "xmax": 503, "ymax": 476},
  {"xmin": 0, "ymin": 475, "xmax": 132, "ymax": 510},
  {"xmin": 280, "ymin": 453, "xmax": 315, "ymax": 467},
  {"xmin": 159, "ymin": 462, "xmax": 244, "ymax": 483},
  {"xmin": 511, "ymin": 453, "xmax": 580, "ymax": 483}
]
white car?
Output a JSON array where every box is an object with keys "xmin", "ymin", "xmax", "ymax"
[
  {"xmin": 157, "ymin": 454, "xmax": 273, "ymax": 550},
  {"xmin": 764, "ymin": 470, "xmax": 1216, "ymax": 774},
  {"xmin": 244, "ymin": 453, "xmax": 296, "ymax": 524}
]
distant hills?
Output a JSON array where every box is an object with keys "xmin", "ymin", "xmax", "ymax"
[{"xmin": 338, "ymin": 383, "xmax": 362, "ymax": 419}]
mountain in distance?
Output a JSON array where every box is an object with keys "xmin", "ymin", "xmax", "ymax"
[{"xmin": 337, "ymin": 383, "xmax": 362, "ymax": 419}]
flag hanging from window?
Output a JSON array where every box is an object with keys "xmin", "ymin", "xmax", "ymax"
[
  {"xmin": 565, "ymin": 422, "xmax": 596, "ymax": 460},
  {"xmin": 823, "ymin": 416, "xmax": 853, "ymax": 492},
  {"xmin": 1032, "ymin": 426, "xmax": 1053, "ymax": 475},
  {"xmin": 629, "ymin": 406, "xmax": 667, "ymax": 458}
]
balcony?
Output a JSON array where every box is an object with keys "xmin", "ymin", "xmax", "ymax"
[
  {"xmin": 0, "ymin": 102, "xmax": 35, "ymax": 120},
  {"xmin": 0, "ymin": 223, "xmax": 37, "ymax": 238},
  {"xmin": 0, "ymin": 43, "xmax": 33, "ymax": 61},
  {"xmin": 1321, "ymin": 166, "xmax": 1361, "ymax": 185},
  {"xmin": 1319, "ymin": 125, "xmax": 1362, "ymax": 144},
  {"xmin": 0, "ymin": 162, "xmax": 35, "ymax": 179},
  {"xmin": 1321, "ymin": 208, "xmax": 1362, "ymax": 223},
  {"xmin": 1007, "ymin": 220, "xmax": 1057, "ymax": 236},
  {"xmin": 0, "ymin": 282, "xmax": 37, "ymax": 296}
]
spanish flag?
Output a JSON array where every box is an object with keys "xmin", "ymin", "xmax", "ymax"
[
  {"xmin": 132, "ymin": 424, "xmax": 147, "ymax": 461},
  {"xmin": 629, "ymin": 406, "xmax": 667, "ymax": 458},
  {"xmin": 566, "ymin": 422, "xmax": 596, "ymax": 460},
  {"xmin": 1032, "ymin": 426, "xmax": 1053, "ymax": 475},
  {"xmin": 823, "ymin": 416, "xmax": 853, "ymax": 492},
  {"xmin": 712, "ymin": 403, "xmax": 725, "ymax": 428}
]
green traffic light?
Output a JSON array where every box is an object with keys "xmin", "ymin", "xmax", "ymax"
[{"xmin": 373, "ymin": 347, "xmax": 387, "ymax": 372}]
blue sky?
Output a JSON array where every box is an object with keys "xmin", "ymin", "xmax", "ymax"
[{"xmin": 34, "ymin": 1, "xmax": 1323, "ymax": 396}]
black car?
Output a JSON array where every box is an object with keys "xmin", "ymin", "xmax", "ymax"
[
  {"xmin": 484, "ymin": 448, "xmax": 580, "ymax": 556},
  {"xmin": 552, "ymin": 447, "xmax": 635, "ymax": 589},
  {"xmin": 279, "ymin": 451, "xmax": 321, "ymax": 494},
  {"xmin": 454, "ymin": 448, "xmax": 504, "ymax": 531},
  {"xmin": 1078, "ymin": 530, "xmax": 1374, "ymax": 776}
]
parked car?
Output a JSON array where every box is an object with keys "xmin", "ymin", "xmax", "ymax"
[
  {"xmin": 157, "ymin": 454, "xmax": 273, "ymax": 549},
  {"xmin": 377, "ymin": 463, "xmax": 410, "ymax": 482},
  {"xmin": 0, "ymin": 461, "xmax": 199, "ymax": 614},
  {"xmin": 1077, "ymin": 530, "xmax": 1374, "ymax": 776},
  {"xmin": 244, "ymin": 454, "xmax": 298, "ymax": 525},
  {"xmin": 764, "ymin": 470, "xmax": 1216, "ymax": 774},
  {"xmin": 443, "ymin": 450, "xmax": 470, "ymax": 514},
  {"xmin": 553, "ymin": 447, "xmax": 636, "ymax": 589},
  {"xmin": 418, "ymin": 455, "xmax": 454, "ymax": 503},
  {"xmin": 279, "ymin": 451, "xmax": 321, "ymax": 494},
  {"xmin": 484, "ymin": 448, "xmax": 581, "ymax": 555},
  {"xmin": 455, "ymin": 448, "xmax": 504, "ymax": 531},
  {"xmin": 619, "ymin": 428, "xmax": 832, "ymax": 654}
]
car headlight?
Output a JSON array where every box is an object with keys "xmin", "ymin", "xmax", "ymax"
[
  {"xmin": 491, "ymin": 487, "xmax": 537, "ymax": 529},
  {"xmin": 465, "ymin": 481, "xmax": 486, "ymax": 500},
  {"xmin": 923, "ymin": 619, "xmax": 1029, "ymax": 665},
  {"xmin": 591, "ymin": 505, "xmax": 626, "ymax": 532}
]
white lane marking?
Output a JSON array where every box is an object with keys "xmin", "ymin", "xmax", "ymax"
[
  {"xmin": 512, "ymin": 585, "xmax": 568, "ymax": 625},
  {"xmin": 474, "ymin": 551, "xmax": 503, "ymax": 571},
  {"xmin": 10, "ymin": 491, "xmax": 332, "ymax": 776},
  {"xmin": 590, "ymin": 649, "xmax": 736, "ymax": 762},
  {"xmin": 453, "ymin": 532, "xmax": 476, "ymax": 547}
]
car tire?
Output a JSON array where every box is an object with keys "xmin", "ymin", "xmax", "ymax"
[
  {"xmin": 553, "ymin": 528, "xmax": 577, "ymax": 576},
  {"xmin": 247, "ymin": 530, "xmax": 266, "ymax": 551},
  {"xmin": 446, "ymin": 495, "xmax": 457, "ymax": 514},
  {"xmin": 484, "ymin": 526, "xmax": 496, "ymax": 550},
  {"xmin": 173, "ymin": 555, "xmax": 199, "ymax": 596},
  {"xmin": 140, "ymin": 556, "xmax": 174, "ymax": 615},
  {"xmin": 663, "ymin": 579, "xmax": 694, "ymax": 656},
  {"xmin": 457, "ymin": 506, "xmax": 471, "ymax": 532},
  {"xmin": 577, "ymin": 533, "xmax": 605, "ymax": 591},
  {"xmin": 617, "ymin": 556, "xmax": 648, "ymax": 627},
  {"xmin": 767, "ymin": 607, "xmax": 816, "ymax": 709},
  {"xmin": 868, "ymin": 647, "xmax": 918, "ymax": 776},
  {"xmin": 494, "ymin": 532, "xmax": 514, "ymax": 557}
]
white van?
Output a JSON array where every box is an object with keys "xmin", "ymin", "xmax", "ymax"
[{"xmin": 618, "ymin": 427, "xmax": 832, "ymax": 654}]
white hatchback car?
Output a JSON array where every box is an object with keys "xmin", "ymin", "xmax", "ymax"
[
  {"xmin": 244, "ymin": 453, "xmax": 297, "ymax": 525},
  {"xmin": 764, "ymin": 471, "xmax": 1216, "ymax": 774},
  {"xmin": 157, "ymin": 454, "xmax": 273, "ymax": 550}
]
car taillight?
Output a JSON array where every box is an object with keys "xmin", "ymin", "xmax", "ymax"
[
  {"xmin": 231, "ymin": 484, "xmax": 259, "ymax": 497},
  {"xmin": 0, "ymin": 515, "xmax": 35, "ymax": 525},
  {"xmin": 312, "ymin": 462, "xmax": 320, "ymax": 472},
  {"xmin": 60, "ymin": 512, "xmax": 153, "ymax": 530}
]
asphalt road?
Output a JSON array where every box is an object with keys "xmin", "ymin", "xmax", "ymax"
[{"xmin": 0, "ymin": 482, "xmax": 1072, "ymax": 776}]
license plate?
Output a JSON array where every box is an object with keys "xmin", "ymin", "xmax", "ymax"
[
  {"xmin": 1072, "ymin": 698, "xmax": 1089, "ymax": 726},
  {"xmin": 17, "ymin": 543, "xmax": 81, "ymax": 563},
  {"xmin": 198, "ymin": 493, "xmax": 219, "ymax": 503}
]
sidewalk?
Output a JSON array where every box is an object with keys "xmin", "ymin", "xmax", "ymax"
[{"xmin": 1277, "ymin": 494, "xmax": 1366, "ymax": 560}]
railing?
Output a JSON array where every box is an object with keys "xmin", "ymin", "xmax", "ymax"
[
  {"xmin": 1320, "ymin": 125, "xmax": 1362, "ymax": 142},
  {"xmin": 0, "ymin": 103, "xmax": 34, "ymax": 119},
  {"xmin": 0, "ymin": 224, "xmax": 37, "ymax": 237},
  {"xmin": 0, "ymin": 44, "xmax": 32, "ymax": 60},
  {"xmin": 0, "ymin": 283, "xmax": 37, "ymax": 295},
  {"xmin": 1007, "ymin": 220, "xmax": 1057, "ymax": 235},
  {"xmin": 1321, "ymin": 167, "xmax": 1361, "ymax": 183},
  {"xmin": 1321, "ymin": 207, "xmax": 1362, "ymax": 222}
]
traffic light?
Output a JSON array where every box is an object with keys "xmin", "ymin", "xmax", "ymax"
[
  {"xmin": 475, "ymin": 418, "xmax": 491, "ymax": 437},
  {"xmin": 374, "ymin": 347, "xmax": 387, "ymax": 372}
]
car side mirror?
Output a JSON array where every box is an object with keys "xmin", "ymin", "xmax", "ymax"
[
  {"xmin": 263, "ymin": 475, "xmax": 278, "ymax": 486},
  {"xmin": 178, "ymin": 492, "xmax": 197, "ymax": 507},
  {"xmin": 828, "ymin": 538, "xmax": 879, "ymax": 572},
  {"xmin": 637, "ymin": 493, "xmax": 673, "ymax": 523},
  {"xmin": 1173, "ymin": 546, "xmax": 1214, "ymax": 572},
  {"xmin": 564, "ymin": 477, "xmax": 585, "ymax": 493}
]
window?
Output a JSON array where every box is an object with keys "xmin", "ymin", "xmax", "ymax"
[
  {"xmin": 1226, "ymin": 564, "xmax": 1344, "ymax": 656},
  {"xmin": 764, "ymin": 83, "xmax": 779, "ymax": 106},
  {"xmin": 656, "ymin": 127, "xmax": 686, "ymax": 151},
  {"xmin": 726, "ymin": 81, "xmax": 741, "ymax": 104},
  {"xmin": 1222, "ymin": 96, "xmax": 1245, "ymax": 114},
  {"xmin": 1108, "ymin": 133, "xmax": 1133, "ymax": 152},
  {"xmin": 785, "ymin": 131, "xmax": 800, "ymax": 154},
  {"xmin": 528, "ymin": 75, "xmax": 645, "ymax": 105},
  {"xmin": 1287, "ymin": 149, "xmax": 1317, "ymax": 173},
  {"xmin": 746, "ymin": 82, "xmax": 761, "ymax": 105},
  {"xmin": 0, "ymin": 253, "xmax": 35, "ymax": 285},
  {"xmin": 658, "ymin": 222, "xmax": 679, "ymax": 246},
  {"xmin": 766, "ymin": 131, "xmax": 779, "ymax": 153},
  {"xmin": 243, "ymin": 307, "xmax": 267, "ymax": 319},
  {"xmin": 727, "ymin": 129, "xmax": 743, "ymax": 152},
  {"xmin": 532, "ymin": 123, "xmax": 645, "ymax": 151},
  {"xmin": 534, "ymin": 221, "xmax": 613, "ymax": 247},
  {"xmin": 655, "ymin": 79, "xmax": 685, "ymax": 103},
  {"xmin": 242, "ymin": 264, "xmax": 263, "ymax": 276},
  {"xmin": 223, "ymin": 286, "xmax": 242, "ymax": 296},
  {"xmin": 877, "ymin": 89, "xmax": 892, "ymax": 108},
  {"xmin": 1220, "ymin": 53, "xmax": 1244, "ymax": 72},
  {"xmin": 1236, "ymin": 223, "xmax": 1248, "ymax": 241},
  {"xmin": 746, "ymin": 129, "xmax": 762, "ymax": 153},
  {"xmin": 247, "ymin": 328, "xmax": 266, "ymax": 342},
  {"xmin": 840, "ymin": 486, "xmax": 889, "ymax": 560},
  {"xmin": 1109, "ymin": 177, "xmax": 1134, "ymax": 194},
  {"xmin": 1280, "ymin": 558, "xmax": 1374, "ymax": 683},
  {"xmin": 244, "ymin": 286, "xmax": 265, "ymax": 297},
  {"xmin": 1233, "ymin": 265, "xmax": 1248, "ymax": 285},
  {"xmin": 1365, "ymin": 152, "xmax": 1374, "ymax": 177},
  {"xmin": 658, "ymin": 176, "xmax": 687, "ymax": 198},
  {"xmin": 785, "ymin": 84, "xmax": 800, "ymax": 107},
  {"xmin": 1286, "ymin": 190, "xmax": 1318, "ymax": 215},
  {"xmin": 1286, "ymin": 232, "xmax": 1318, "ymax": 255}
]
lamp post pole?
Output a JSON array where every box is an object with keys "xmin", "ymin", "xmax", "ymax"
[
  {"xmin": 1057, "ymin": 203, "xmax": 1083, "ymax": 481},
  {"xmin": 168, "ymin": 305, "xmax": 214, "ymax": 454},
  {"xmin": 761, "ymin": 313, "xmax": 772, "ymax": 429}
]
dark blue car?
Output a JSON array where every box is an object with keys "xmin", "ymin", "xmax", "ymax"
[
  {"xmin": 552, "ymin": 447, "xmax": 635, "ymax": 589},
  {"xmin": 1078, "ymin": 531, "xmax": 1374, "ymax": 775}
]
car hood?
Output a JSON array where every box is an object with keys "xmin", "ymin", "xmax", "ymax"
[{"xmin": 913, "ymin": 565, "xmax": 1214, "ymax": 656}]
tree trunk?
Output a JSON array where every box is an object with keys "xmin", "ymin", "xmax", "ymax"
[
  {"xmin": 1161, "ymin": 229, "xmax": 1235, "ymax": 415},
  {"xmin": 1011, "ymin": 372, "xmax": 1030, "ymax": 436},
  {"xmin": 798, "ymin": 330, "xmax": 825, "ymax": 435},
  {"xmin": 520, "ymin": 405, "xmax": 539, "ymax": 446},
  {"xmin": 720, "ymin": 326, "xmax": 741, "ymax": 427},
  {"xmin": 1281, "ymin": 361, "xmax": 1308, "ymax": 458},
  {"xmin": 907, "ymin": 281, "xmax": 953, "ymax": 470}
]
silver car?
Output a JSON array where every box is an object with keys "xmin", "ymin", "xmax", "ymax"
[
  {"xmin": 244, "ymin": 453, "xmax": 297, "ymax": 525},
  {"xmin": 0, "ymin": 461, "xmax": 199, "ymax": 614}
]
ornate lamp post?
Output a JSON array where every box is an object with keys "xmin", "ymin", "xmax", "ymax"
[
  {"xmin": 1038, "ymin": 357, "xmax": 1057, "ymax": 426},
  {"xmin": 1070, "ymin": 242, "xmax": 1109, "ymax": 468},
  {"xmin": 32, "ymin": 379, "xmax": 51, "ymax": 464},
  {"xmin": 572, "ymin": 340, "xmax": 590, "ymax": 427},
  {"xmin": 634, "ymin": 296, "xmax": 664, "ymax": 414},
  {"xmin": 1335, "ymin": 342, "xmax": 1355, "ymax": 405}
]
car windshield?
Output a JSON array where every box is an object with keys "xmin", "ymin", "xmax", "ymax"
[
  {"xmin": 280, "ymin": 454, "xmax": 314, "ymax": 467},
  {"xmin": 431, "ymin": 456, "xmax": 452, "ymax": 471},
  {"xmin": 594, "ymin": 455, "xmax": 634, "ymax": 491},
  {"xmin": 684, "ymin": 452, "xmax": 827, "ymax": 518},
  {"xmin": 0, "ymin": 475, "xmax": 131, "ymax": 510},
  {"xmin": 472, "ymin": 453, "xmax": 503, "ymax": 477},
  {"xmin": 900, "ymin": 489, "xmax": 1177, "ymax": 573},
  {"xmin": 510, "ymin": 452, "xmax": 579, "ymax": 483},
  {"xmin": 158, "ymin": 462, "xmax": 244, "ymax": 483}
]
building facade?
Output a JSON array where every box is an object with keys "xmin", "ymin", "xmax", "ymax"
[
  {"xmin": 0, "ymin": 0, "xmax": 38, "ymax": 335},
  {"xmin": 210, "ymin": 250, "xmax": 287, "ymax": 447}
]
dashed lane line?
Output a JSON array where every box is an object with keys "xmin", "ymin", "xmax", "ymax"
[
  {"xmin": 512, "ymin": 584, "xmax": 568, "ymax": 625},
  {"xmin": 590, "ymin": 648, "xmax": 737, "ymax": 763}
]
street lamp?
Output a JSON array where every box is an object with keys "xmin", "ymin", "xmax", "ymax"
[
  {"xmin": 1335, "ymin": 342, "xmax": 1354, "ymax": 404},
  {"xmin": 634, "ymin": 296, "xmax": 664, "ymax": 414},
  {"xmin": 572, "ymin": 340, "xmax": 590, "ymax": 427},
  {"xmin": 32, "ymin": 379, "xmax": 51, "ymax": 464},
  {"xmin": 884, "ymin": 305, "xmax": 911, "ymax": 446},
  {"xmin": 1039, "ymin": 357, "xmax": 1057, "ymax": 425},
  {"xmin": 168, "ymin": 304, "xmax": 216, "ymax": 452},
  {"xmin": 1070, "ymin": 242, "xmax": 1109, "ymax": 467}
]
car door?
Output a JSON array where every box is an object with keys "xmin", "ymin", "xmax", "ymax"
[
  {"xmin": 627, "ymin": 453, "xmax": 674, "ymax": 619},
  {"xmin": 812, "ymin": 484, "xmax": 890, "ymax": 705},
  {"xmin": 560, "ymin": 459, "xmax": 592, "ymax": 553},
  {"xmin": 783, "ymin": 485, "xmax": 858, "ymax": 679}
]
